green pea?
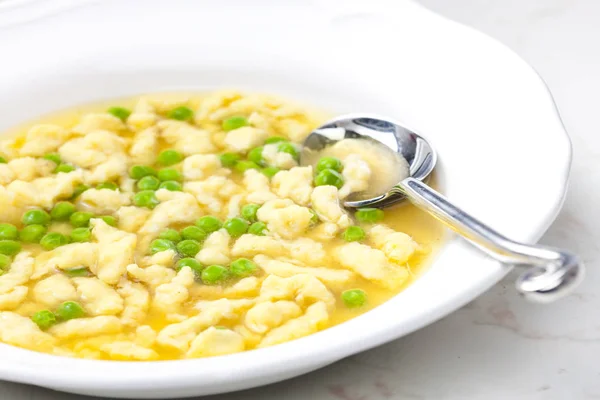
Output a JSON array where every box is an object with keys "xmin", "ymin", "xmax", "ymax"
[
  {"xmin": 107, "ymin": 106, "xmax": 131, "ymax": 121},
  {"xmin": 176, "ymin": 239, "xmax": 201, "ymax": 257},
  {"xmin": 100, "ymin": 216, "xmax": 117, "ymax": 227},
  {"xmin": 40, "ymin": 233, "xmax": 68, "ymax": 250},
  {"xmin": 181, "ymin": 226, "xmax": 207, "ymax": 242},
  {"xmin": 149, "ymin": 239, "xmax": 176, "ymax": 254},
  {"xmin": 133, "ymin": 190, "xmax": 159, "ymax": 209},
  {"xmin": 219, "ymin": 153, "xmax": 241, "ymax": 168},
  {"xmin": 264, "ymin": 136, "xmax": 286, "ymax": 144},
  {"xmin": 129, "ymin": 165, "xmax": 157, "ymax": 179},
  {"xmin": 43, "ymin": 153, "xmax": 61, "ymax": 164},
  {"xmin": 168, "ymin": 106, "xmax": 194, "ymax": 121},
  {"xmin": 0, "ymin": 156, "xmax": 6, "ymax": 163},
  {"xmin": 314, "ymin": 168, "xmax": 344, "ymax": 188},
  {"xmin": 261, "ymin": 166, "xmax": 280, "ymax": 179},
  {"xmin": 0, "ymin": 254, "xmax": 11, "ymax": 271},
  {"xmin": 54, "ymin": 163, "xmax": 75, "ymax": 174},
  {"xmin": 71, "ymin": 184, "xmax": 90, "ymax": 199},
  {"xmin": 157, "ymin": 149, "xmax": 183, "ymax": 166},
  {"xmin": 64, "ymin": 266, "xmax": 91, "ymax": 277},
  {"xmin": 50, "ymin": 202, "xmax": 76, "ymax": 221},
  {"xmin": 157, "ymin": 168, "xmax": 182, "ymax": 182},
  {"xmin": 96, "ymin": 182, "xmax": 118, "ymax": 191},
  {"xmin": 229, "ymin": 258, "xmax": 258, "ymax": 278},
  {"xmin": 70, "ymin": 227, "xmax": 91, "ymax": 243},
  {"xmin": 176, "ymin": 257, "xmax": 202, "ymax": 270},
  {"xmin": 137, "ymin": 176, "xmax": 160, "ymax": 191},
  {"xmin": 196, "ymin": 216, "xmax": 222, "ymax": 233},
  {"xmin": 241, "ymin": 204, "xmax": 260, "ymax": 222},
  {"xmin": 70, "ymin": 211, "xmax": 93, "ymax": 228},
  {"xmin": 224, "ymin": 217, "xmax": 249, "ymax": 238},
  {"xmin": 222, "ymin": 116, "xmax": 248, "ymax": 131},
  {"xmin": 248, "ymin": 221, "xmax": 267, "ymax": 236},
  {"xmin": 277, "ymin": 142, "xmax": 299, "ymax": 160},
  {"xmin": 31, "ymin": 310, "xmax": 57, "ymax": 330},
  {"xmin": 316, "ymin": 156, "xmax": 343, "ymax": 173},
  {"xmin": 201, "ymin": 265, "xmax": 229, "ymax": 285},
  {"xmin": 22, "ymin": 209, "xmax": 51, "ymax": 226},
  {"xmin": 159, "ymin": 229, "xmax": 181, "ymax": 243},
  {"xmin": 234, "ymin": 160, "xmax": 260, "ymax": 173},
  {"xmin": 0, "ymin": 223, "xmax": 18, "ymax": 240},
  {"xmin": 355, "ymin": 208, "xmax": 384, "ymax": 223},
  {"xmin": 20, "ymin": 224, "xmax": 47, "ymax": 243},
  {"xmin": 0, "ymin": 240, "xmax": 20, "ymax": 256},
  {"xmin": 158, "ymin": 181, "xmax": 182, "ymax": 191},
  {"xmin": 341, "ymin": 289, "xmax": 367, "ymax": 308},
  {"xmin": 176, "ymin": 258, "xmax": 203, "ymax": 277},
  {"xmin": 247, "ymin": 146, "xmax": 266, "ymax": 166},
  {"xmin": 55, "ymin": 301, "xmax": 85, "ymax": 320},
  {"xmin": 343, "ymin": 226, "xmax": 366, "ymax": 242}
]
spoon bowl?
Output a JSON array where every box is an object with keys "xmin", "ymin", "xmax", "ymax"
[
  {"xmin": 302, "ymin": 114, "xmax": 436, "ymax": 208},
  {"xmin": 301, "ymin": 114, "xmax": 584, "ymax": 303}
]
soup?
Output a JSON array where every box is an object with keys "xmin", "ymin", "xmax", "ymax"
[{"xmin": 0, "ymin": 91, "xmax": 443, "ymax": 360}]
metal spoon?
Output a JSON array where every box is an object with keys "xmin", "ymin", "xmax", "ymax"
[{"xmin": 301, "ymin": 114, "xmax": 584, "ymax": 303}]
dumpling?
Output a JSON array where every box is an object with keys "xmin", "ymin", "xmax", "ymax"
[
  {"xmin": 91, "ymin": 219, "xmax": 137, "ymax": 285},
  {"xmin": 335, "ymin": 242, "xmax": 409, "ymax": 289},
  {"xmin": 271, "ymin": 166, "xmax": 313, "ymax": 206},
  {"xmin": 256, "ymin": 199, "xmax": 313, "ymax": 239}
]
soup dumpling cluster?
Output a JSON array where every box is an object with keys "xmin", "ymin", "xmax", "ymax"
[{"xmin": 0, "ymin": 91, "xmax": 422, "ymax": 360}]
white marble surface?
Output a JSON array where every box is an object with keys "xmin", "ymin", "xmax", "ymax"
[{"xmin": 1, "ymin": 0, "xmax": 599, "ymax": 398}]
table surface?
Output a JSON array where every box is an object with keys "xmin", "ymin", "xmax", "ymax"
[{"xmin": 1, "ymin": 0, "xmax": 599, "ymax": 399}]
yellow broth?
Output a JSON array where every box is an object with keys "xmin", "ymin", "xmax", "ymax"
[{"xmin": 0, "ymin": 92, "xmax": 443, "ymax": 360}]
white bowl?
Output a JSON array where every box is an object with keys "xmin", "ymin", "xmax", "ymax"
[{"xmin": 0, "ymin": 0, "xmax": 571, "ymax": 398}]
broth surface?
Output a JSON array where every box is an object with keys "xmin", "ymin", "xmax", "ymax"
[{"xmin": 0, "ymin": 91, "xmax": 443, "ymax": 360}]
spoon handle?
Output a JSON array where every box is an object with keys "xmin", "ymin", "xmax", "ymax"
[{"xmin": 398, "ymin": 177, "xmax": 584, "ymax": 303}]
